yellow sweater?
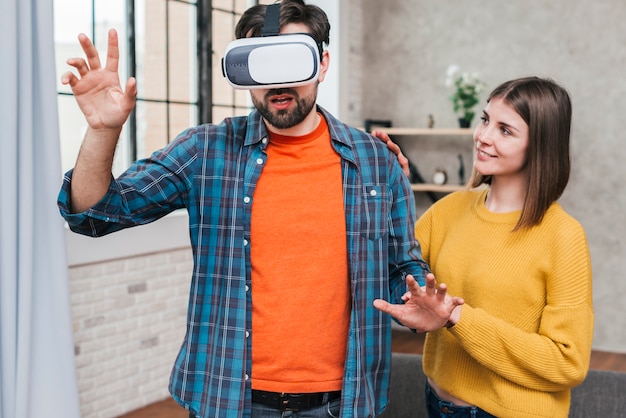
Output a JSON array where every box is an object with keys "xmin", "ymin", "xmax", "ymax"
[{"xmin": 416, "ymin": 189, "xmax": 593, "ymax": 418}]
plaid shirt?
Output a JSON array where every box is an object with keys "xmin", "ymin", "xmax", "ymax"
[{"xmin": 58, "ymin": 107, "xmax": 428, "ymax": 418}]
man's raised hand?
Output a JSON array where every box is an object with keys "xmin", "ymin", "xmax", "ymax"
[{"xmin": 61, "ymin": 29, "xmax": 137, "ymax": 131}]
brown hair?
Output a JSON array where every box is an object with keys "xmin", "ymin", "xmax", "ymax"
[
  {"xmin": 469, "ymin": 77, "xmax": 572, "ymax": 230},
  {"xmin": 235, "ymin": 0, "xmax": 330, "ymax": 50}
]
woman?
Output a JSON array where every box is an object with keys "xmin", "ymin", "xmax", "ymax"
[{"xmin": 373, "ymin": 77, "xmax": 594, "ymax": 417}]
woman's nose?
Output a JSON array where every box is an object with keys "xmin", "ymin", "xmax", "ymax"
[{"xmin": 476, "ymin": 125, "xmax": 494, "ymax": 146}]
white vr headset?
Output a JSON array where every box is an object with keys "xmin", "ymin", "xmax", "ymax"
[
  {"xmin": 221, "ymin": 4, "xmax": 322, "ymax": 90},
  {"xmin": 222, "ymin": 34, "xmax": 321, "ymax": 90}
]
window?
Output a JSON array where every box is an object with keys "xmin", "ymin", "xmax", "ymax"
[
  {"xmin": 55, "ymin": 0, "xmax": 343, "ymax": 266},
  {"xmin": 54, "ymin": 0, "xmax": 258, "ymax": 175}
]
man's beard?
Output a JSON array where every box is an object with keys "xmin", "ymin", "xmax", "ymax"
[{"xmin": 252, "ymin": 87, "xmax": 317, "ymax": 130}]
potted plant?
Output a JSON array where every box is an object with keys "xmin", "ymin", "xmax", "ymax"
[{"xmin": 445, "ymin": 65, "xmax": 486, "ymax": 128}]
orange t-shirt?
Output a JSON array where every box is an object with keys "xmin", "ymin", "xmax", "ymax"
[{"xmin": 250, "ymin": 115, "xmax": 350, "ymax": 393}]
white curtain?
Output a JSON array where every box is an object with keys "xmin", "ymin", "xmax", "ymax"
[{"xmin": 0, "ymin": 0, "xmax": 81, "ymax": 417}]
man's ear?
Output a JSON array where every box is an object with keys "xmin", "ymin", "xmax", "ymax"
[{"xmin": 317, "ymin": 50, "xmax": 330, "ymax": 83}]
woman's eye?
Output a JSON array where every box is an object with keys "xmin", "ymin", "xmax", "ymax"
[
  {"xmin": 501, "ymin": 127, "xmax": 511, "ymax": 135},
  {"xmin": 480, "ymin": 116, "xmax": 488, "ymax": 124}
]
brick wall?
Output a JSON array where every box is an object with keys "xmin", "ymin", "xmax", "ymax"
[{"xmin": 69, "ymin": 248, "xmax": 192, "ymax": 418}]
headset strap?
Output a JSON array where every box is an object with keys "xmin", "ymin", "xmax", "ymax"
[
  {"xmin": 262, "ymin": 4, "xmax": 281, "ymax": 37},
  {"xmin": 262, "ymin": 3, "xmax": 323, "ymax": 59}
]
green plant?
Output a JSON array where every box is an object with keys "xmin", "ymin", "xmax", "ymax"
[{"xmin": 445, "ymin": 65, "xmax": 486, "ymax": 124}]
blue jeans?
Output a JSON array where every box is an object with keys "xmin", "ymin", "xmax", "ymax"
[
  {"xmin": 251, "ymin": 398, "xmax": 341, "ymax": 417},
  {"xmin": 188, "ymin": 398, "xmax": 341, "ymax": 418},
  {"xmin": 426, "ymin": 380, "xmax": 497, "ymax": 418}
]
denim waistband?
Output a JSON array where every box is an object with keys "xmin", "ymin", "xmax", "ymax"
[{"xmin": 425, "ymin": 380, "xmax": 496, "ymax": 418}]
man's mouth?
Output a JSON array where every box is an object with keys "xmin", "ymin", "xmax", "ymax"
[
  {"xmin": 270, "ymin": 96, "xmax": 292, "ymax": 104},
  {"xmin": 267, "ymin": 89, "xmax": 296, "ymax": 110}
]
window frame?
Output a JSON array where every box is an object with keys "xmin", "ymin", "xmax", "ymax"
[{"xmin": 57, "ymin": 0, "xmax": 256, "ymax": 264}]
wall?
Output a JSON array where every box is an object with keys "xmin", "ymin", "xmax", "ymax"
[
  {"xmin": 313, "ymin": 0, "xmax": 364, "ymax": 127},
  {"xmin": 67, "ymin": 213, "xmax": 192, "ymax": 418},
  {"xmin": 337, "ymin": 0, "xmax": 364, "ymax": 127},
  {"xmin": 70, "ymin": 248, "xmax": 191, "ymax": 418},
  {"xmin": 361, "ymin": 0, "xmax": 626, "ymax": 352}
]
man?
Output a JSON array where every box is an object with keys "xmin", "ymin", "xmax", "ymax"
[{"xmin": 58, "ymin": 1, "xmax": 428, "ymax": 417}]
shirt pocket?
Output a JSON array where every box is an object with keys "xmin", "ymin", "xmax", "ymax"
[{"xmin": 359, "ymin": 183, "xmax": 388, "ymax": 240}]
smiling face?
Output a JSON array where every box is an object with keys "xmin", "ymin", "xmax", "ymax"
[
  {"xmin": 249, "ymin": 22, "xmax": 329, "ymax": 135},
  {"xmin": 473, "ymin": 97, "xmax": 530, "ymax": 183}
]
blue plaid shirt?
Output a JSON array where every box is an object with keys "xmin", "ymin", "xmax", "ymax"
[{"xmin": 58, "ymin": 107, "xmax": 428, "ymax": 417}]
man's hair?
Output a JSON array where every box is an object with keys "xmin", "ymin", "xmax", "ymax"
[
  {"xmin": 235, "ymin": 0, "xmax": 330, "ymax": 49},
  {"xmin": 470, "ymin": 77, "xmax": 572, "ymax": 230}
]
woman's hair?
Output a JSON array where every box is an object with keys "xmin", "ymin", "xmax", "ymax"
[
  {"xmin": 469, "ymin": 77, "xmax": 572, "ymax": 230},
  {"xmin": 235, "ymin": 0, "xmax": 330, "ymax": 50}
]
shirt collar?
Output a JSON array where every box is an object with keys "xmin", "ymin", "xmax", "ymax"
[{"xmin": 242, "ymin": 105, "xmax": 354, "ymax": 156}]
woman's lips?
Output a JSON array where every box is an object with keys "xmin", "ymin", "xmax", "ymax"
[{"xmin": 476, "ymin": 148, "xmax": 495, "ymax": 159}]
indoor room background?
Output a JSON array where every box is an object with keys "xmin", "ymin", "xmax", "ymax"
[
  {"xmin": 356, "ymin": 0, "xmax": 625, "ymax": 356},
  {"xmin": 57, "ymin": 1, "xmax": 625, "ymax": 417}
]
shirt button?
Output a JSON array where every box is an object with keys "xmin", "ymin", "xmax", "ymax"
[
  {"xmin": 244, "ymin": 196, "xmax": 251, "ymax": 204},
  {"xmin": 256, "ymin": 158, "xmax": 263, "ymax": 165},
  {"xmin": 245, "ymin": 374, "xmax": 249, "ymax": 380},
  {"xmin": 246, "ymin": 331, "xmax": 250, "ymax": 338},
  {"xmin": 262, "ymin": 138, "xmax": 268, "ymax": 144},
  {"xmin": 245, "ymin": 285, "xmax": 250, "ymax": 292},
  {"xmin": 370, "ymin": 189, "xmax": 377, "ymax": 196},
  {"xmin": 243, "ymin": 239, "xmax": 248, "ymax": 246}
]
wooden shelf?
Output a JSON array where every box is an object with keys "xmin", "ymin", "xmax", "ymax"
[
  {"xmin": 377, "ymin": 128, "xmax": 474, "ymax": 194},
  {"xmin": 377, "ymin": 127, "xmax": 473, "ymax": 136},
  {"xmin": 411, "ymin": 183, "xmax": 465, "ymax": 193}
]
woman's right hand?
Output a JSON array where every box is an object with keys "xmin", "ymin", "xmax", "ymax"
[
  {"xmin": 371, "ymin": 130, "xmax": 410, "ymax": 178},
  {"xmin": 373, "ymin": 273, "xmax": 464, "ymax": 333}
]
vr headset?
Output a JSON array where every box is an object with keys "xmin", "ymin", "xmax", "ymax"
[{"xmin": 221, "ymin": 4, "xmax": 322, "ymax": 89}]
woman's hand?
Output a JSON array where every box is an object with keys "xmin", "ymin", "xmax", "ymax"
[
  {"xmin": 371, "ymin": 130, "xmax": 410, "ymax": 177},
  {"xmin": 374, "ymin": 273, "xmax": 464, "ymax": 332}
]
